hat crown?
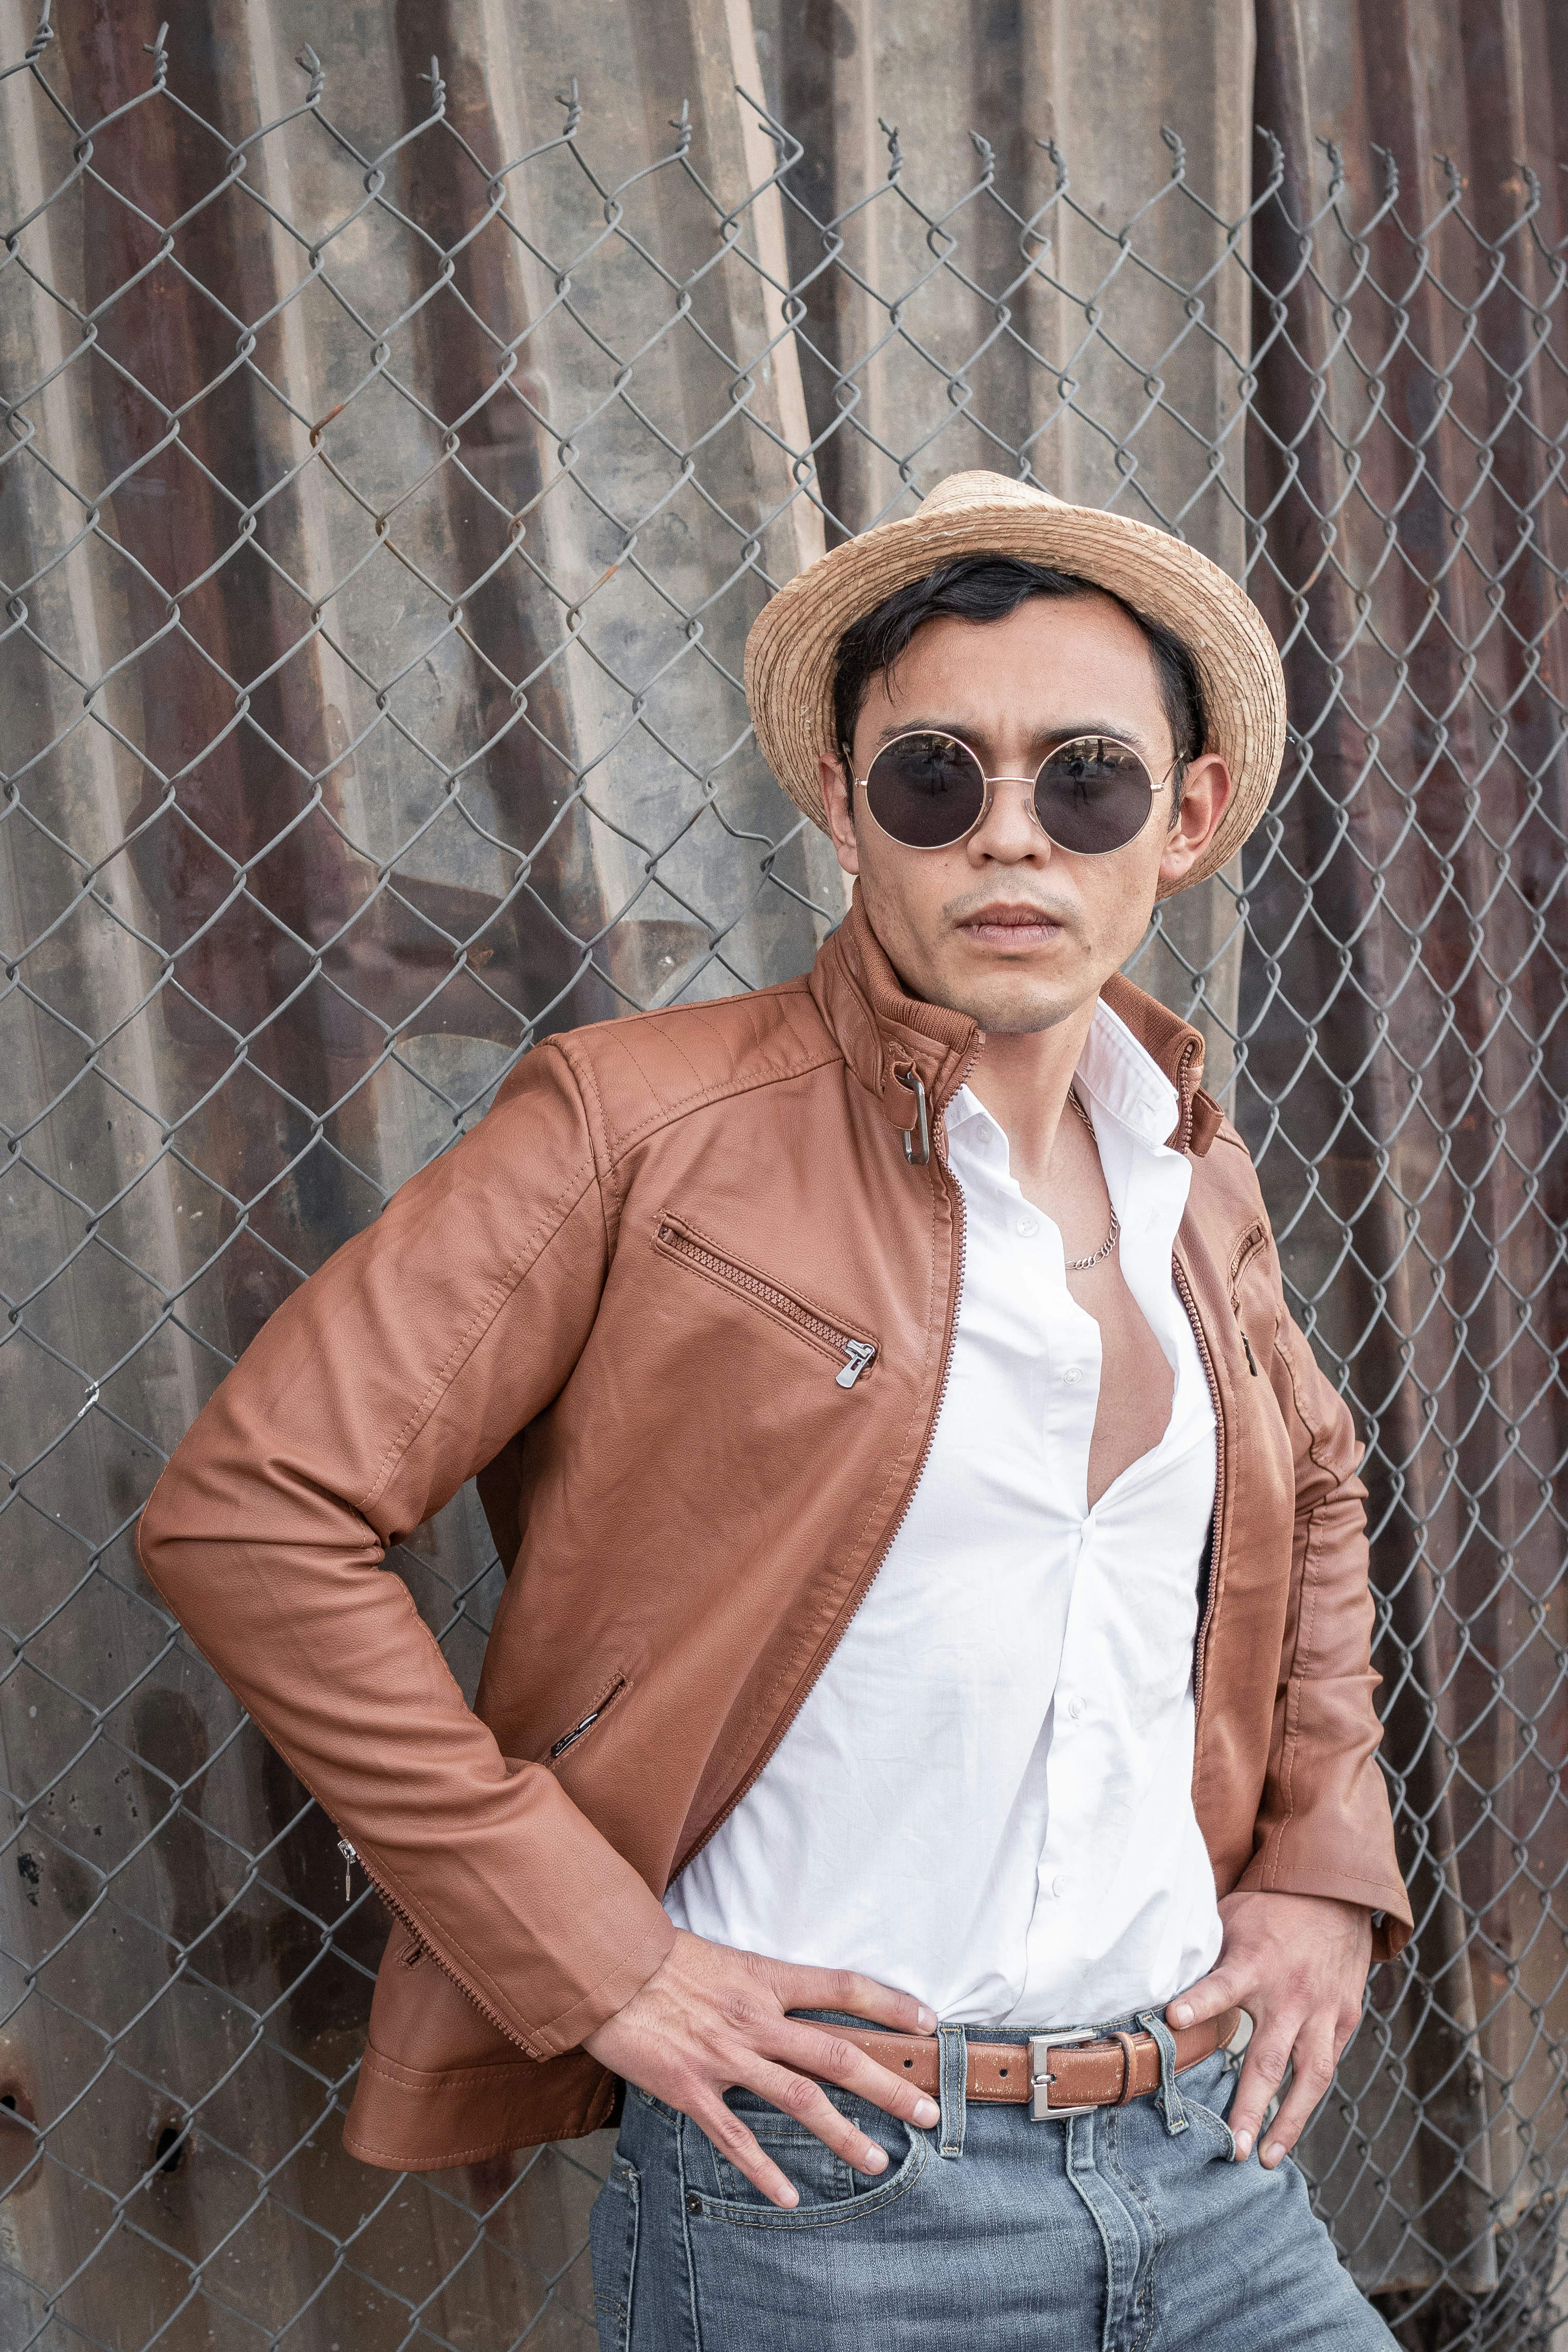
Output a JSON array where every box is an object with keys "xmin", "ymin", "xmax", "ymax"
[{"xmin": 920, "ymin": 469, "xmax": 1066, "ymax": 519}]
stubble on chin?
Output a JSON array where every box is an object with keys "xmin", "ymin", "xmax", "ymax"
[
  {"xmin": 934, "ymin": 911, "xmax": 1092, "ymax": 1035},
  {"xmin": 955, "ymin": 980, "xmax": 1091, "ymax": 1036},
  {"xmin": 910, "ymin": 944, "xmax": 1097, "ymax": 1036},
  {"xmin": 864, "ymin": 879, "xmax": 1100, "ymax": 1034}
]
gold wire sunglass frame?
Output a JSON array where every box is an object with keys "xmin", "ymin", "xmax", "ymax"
[{"xmin": 848, "ymin": 728, "xmax": 1179, "ymax": 855}]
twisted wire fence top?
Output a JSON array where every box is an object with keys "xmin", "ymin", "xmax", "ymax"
[{"xmin": 0, "ymin": 7, "xmax": 1564, "ymax": 2348}]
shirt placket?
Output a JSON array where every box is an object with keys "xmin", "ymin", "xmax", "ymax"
[{"xmin": 1021, "ymin": 1150, "xmax": 1103, "ymax": 1945}]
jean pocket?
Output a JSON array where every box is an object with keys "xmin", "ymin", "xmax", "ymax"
[
  {"xmin": 687, "ymin": 2090, "xmax": 928, "ymax": 2229},
  {"xmin": 589, "ymin": 2155, "xmax": 640, "ymax": 2349}
]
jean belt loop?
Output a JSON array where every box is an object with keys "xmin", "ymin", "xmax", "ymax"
[
  {"xmin": 937, "ymin": 2021, "xmax": 968, "ymax": 2160},
  {"xmin": 1136, "ymin": 2008, "xmax": 1189, "ymax": 2136}
]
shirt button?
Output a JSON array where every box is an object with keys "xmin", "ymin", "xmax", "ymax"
[
  {"xmin": 1063, "ymin": 1366, "xmax": 1083, "ymax": 1385},
  {"xmin": 1016, "ymin": 1214, "xmax": 1038, "ymax": 1237},
  {"xmin": 1050, "ymin": 1875, "xmax": 1067, "ymax": 1899},
  {"xmin": 1068, "ymin": 1697, "xmax": 1086, "ymax": 1720}
]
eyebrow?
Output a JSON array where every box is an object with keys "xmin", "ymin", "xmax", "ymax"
[{"xmin": 870, "ymin": 716, "xmax": 1158, "ymax": 761}]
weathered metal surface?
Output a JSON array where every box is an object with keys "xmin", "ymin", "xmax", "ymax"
[
  {"xmin": 1247, "ymin": 5, "xmax": 1568, "ymax": 2337},
  {"xmin": 0, "ymin": 5, "xmax": 1563, "ymax": 2348}
]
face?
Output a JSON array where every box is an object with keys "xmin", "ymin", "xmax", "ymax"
[{"xmin": 819, "ymin": 592, "xmax": 1233, "ymax": 1035}]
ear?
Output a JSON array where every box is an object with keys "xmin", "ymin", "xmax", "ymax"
[
  {"xmin": 819, "ymin": 748, "xmax": 861, "ymax": 877},
  {"xmin": 1157, "ymin": 752, "xmax": 1232, "ymax": 890}
]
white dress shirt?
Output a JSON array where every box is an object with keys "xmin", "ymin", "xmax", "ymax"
[{"xmin": 665, "ymin": 1000, "xmax": 1224, "ymax": 2027}]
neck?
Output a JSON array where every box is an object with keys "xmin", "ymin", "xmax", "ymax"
[{"xmin": 962, "ymin": 1003, "xmax": 1099, "ymax": 1173}]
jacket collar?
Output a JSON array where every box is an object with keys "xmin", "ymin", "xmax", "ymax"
[
  {"xmin": 1099, "ymin": 973, "xmax": 1221, "ymax": 1156},
  {"xmin": 809, "ymin": 889, "xmax": 1221, "ymax": 1157}
]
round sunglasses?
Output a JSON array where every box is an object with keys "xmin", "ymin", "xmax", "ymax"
[{"xmin": 851, "ymin": 728, "xmax": 1172, "ymax": 855}]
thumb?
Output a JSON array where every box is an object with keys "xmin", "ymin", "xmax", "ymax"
[{"xmin": 1167, "ymin": 1965, "xmax": 1241, "ymax": 2032}]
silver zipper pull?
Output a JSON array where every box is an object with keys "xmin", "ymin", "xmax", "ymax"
[
  {"xmin": 338, "ymin": 1837, "xmax": 357, "ymax": 1904},
  {"xmin": 836, "ymin": 1339, "xmax": 877, "ymax": 1389},
  {"xmin": 550, "ymin": 1708, "xmax": 601, "ymax": 1759},
  {"xmin": 895, "ymin": 1069, "xmax": 930, "ymax": 1166}
]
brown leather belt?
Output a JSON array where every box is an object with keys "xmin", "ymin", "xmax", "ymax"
[{"xmin": 838, "ymin": 2007, "xmax": 1241, "ymax": 2119}]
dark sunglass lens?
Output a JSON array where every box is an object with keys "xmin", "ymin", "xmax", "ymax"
[
  {"xmin": 864, "ymin": 733, "xmax": 987, "ymax": 848},
  {"xmin": 1034, "ymin": 737, "xmax": 1155, "ymax": 855}
]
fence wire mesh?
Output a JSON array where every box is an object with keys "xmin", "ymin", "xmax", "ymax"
[{"xmin": 1, "ymin": 7, "xmax": 1565, "ymax": 2348}]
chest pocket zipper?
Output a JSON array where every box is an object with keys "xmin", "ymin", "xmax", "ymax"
[
  {"xmin": 550, "ymin": 1677, "xmax": 626, "ymax": 1760},
  {"xmin": 654, "ymin": 1214, "xmax": 879, "ymax": 1390}
]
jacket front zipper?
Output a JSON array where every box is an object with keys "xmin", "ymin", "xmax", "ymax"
[
  {"xmin": 654, "ymin": 1218, "xmax": 878, "ymax": 1389},
  {"xmin": 1174, "ymin": 1251, "xmax": 1228, "ymax": 1724},
  {"xmin": 672, "ymin": 1045, "xmax": 978, "ymax": 1880}
]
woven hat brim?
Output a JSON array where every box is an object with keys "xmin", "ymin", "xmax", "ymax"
[{"xmin": 744, "ymin": 501, "xmax": 1286, "ymax": 897}]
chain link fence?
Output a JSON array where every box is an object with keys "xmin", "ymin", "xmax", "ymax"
[{"xmin": 1, "ymin": 5, "xmax": 1564, "ymax": 2346}]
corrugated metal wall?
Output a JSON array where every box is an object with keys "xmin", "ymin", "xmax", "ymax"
[
  {"xmin": 1, "ymin": 4, "xmax": 1563, "ymax": 2346},
  {"xmin": 1249, "ymin": 6, "xmax": 1566, "ymax": 2331}
]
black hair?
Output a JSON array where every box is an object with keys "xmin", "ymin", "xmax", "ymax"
[{"xmin": 829, "ymin": 555, "xmax": 1207, "ymax": 808}]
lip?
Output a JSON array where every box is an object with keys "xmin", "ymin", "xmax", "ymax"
[{"xmin": 954, "ymin": 902, "xmax": 1067, "ymax": 949}]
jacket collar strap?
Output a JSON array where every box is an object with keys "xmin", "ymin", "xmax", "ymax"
[{"xmin": 810, "ymin": 893, "xmax": 979, "ymax": 1142}]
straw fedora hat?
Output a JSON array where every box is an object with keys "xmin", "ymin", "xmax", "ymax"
[{"xmin": 744, "ymin": 470, "xmax": 1287, "ymax": 896}]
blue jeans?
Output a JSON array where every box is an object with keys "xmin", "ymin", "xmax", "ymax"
[{"xmin": 588, "ymin": 2020, "xmax": 1395, "ymax": 2350}]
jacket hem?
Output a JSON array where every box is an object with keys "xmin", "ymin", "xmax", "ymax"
[{"xmin": 343, "ymin": 2045, "xmax": 619, "ymax": 2170}]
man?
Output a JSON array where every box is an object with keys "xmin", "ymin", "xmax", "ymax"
[{"xmin": 138, "ymin": 472, "xmax": 1411, "ymax": 2348}]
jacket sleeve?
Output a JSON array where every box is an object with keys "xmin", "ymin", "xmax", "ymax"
[
  {"xmin": 136, "ymin": 1042, "xmax": 677, "ymax": 2060},
  {"xmin": 1235, "ymin": 1299, "xmax": 1414, "ymax": 1962}
]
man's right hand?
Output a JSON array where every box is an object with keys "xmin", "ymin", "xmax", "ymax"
[{"xmin": 583, "ymin": 1929, "xmax": 941, "ymax": 2209}]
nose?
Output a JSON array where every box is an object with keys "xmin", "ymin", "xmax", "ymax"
[{"xmin": 966, "ymin": 775, "xmax": 1050, "ymax": 865}]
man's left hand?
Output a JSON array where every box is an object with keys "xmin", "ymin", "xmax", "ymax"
[{"xmin": 1168, "ymin": 1890, "xmax": 1373, "ymax": 2169}]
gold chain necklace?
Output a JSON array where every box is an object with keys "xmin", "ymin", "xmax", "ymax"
[{"xmin": 1063, "ymin": 1089, "xmax": 1120, "ymax": 1271}]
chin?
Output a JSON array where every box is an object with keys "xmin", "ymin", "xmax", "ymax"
[
  {"xmin": 979, "ymin": 1000, "xmax": 1081, "ymax": 1036},
  {"xmin": 943, "ymin": 975, "xmax": 1084, "ymax": 1035}
]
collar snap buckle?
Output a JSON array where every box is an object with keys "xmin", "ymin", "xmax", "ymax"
[{"xmin": 895, "ymin": 1067, "xmax": 930, "ymax": 1166}]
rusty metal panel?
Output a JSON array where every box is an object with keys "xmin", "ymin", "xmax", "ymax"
[
  {"xmin": 1, "ymin": 3, "xmax": 1564, "ymax": 2347},
  {"xmin": 1249, "ymin": 4, "xmax": 1568, "ymax": 2337}
]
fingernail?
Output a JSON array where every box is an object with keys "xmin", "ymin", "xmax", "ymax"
[
  {"xmin": 861, "ymin": 2144, "xmax": 888, "ymax": 2173},
  {"xmin": 914, "ymin": 2097, "xmax": 939, "ymax": 2128},
  {"xmin": 1263, "ymin": 2142, "xmax": 1282, "ymax": 2169},
  {"xmin": 1232, "ymin": 2132, "xmax": 1252, "ymax": 2160},
  {"xmin": 916, "ymin": 2006, "xmax": 937, "ymax": 2032},
  {"xmin": 1169, "ymin": 2003, "xmax": 1192, "ymax": 2027}
]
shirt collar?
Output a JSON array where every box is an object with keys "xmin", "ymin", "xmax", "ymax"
[
  {"xmin": 946, "ymin": 1000, "xmax": 1180, "ymax": 1155},
  {"xmin": 1077, "ymin": 999, "xmax": 1181, "ymax": 1148}
]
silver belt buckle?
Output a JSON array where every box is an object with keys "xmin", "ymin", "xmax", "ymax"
[{"xmin": 1029, "ymin": 2026, "xmax": 1098, "ymax": 2121}]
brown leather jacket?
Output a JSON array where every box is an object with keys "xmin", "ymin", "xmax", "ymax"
[{"xmin": 136, "ymin": 898, "xmax": 1412, "ymax": 2171}]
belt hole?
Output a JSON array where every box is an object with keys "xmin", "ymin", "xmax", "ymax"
[
  {"xmin": 903, "ymin": 2057, "xmax": 913, "ymax": 2068},
  {"xmin": 999, "ymin": 2067, "xmax": 1008, "ymax": 2077}
]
